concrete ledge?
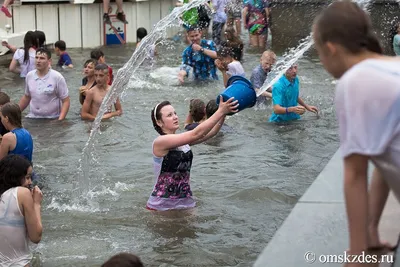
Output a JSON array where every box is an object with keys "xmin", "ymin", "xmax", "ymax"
[{"xmin": 254, "ymin": 149, "xmax": 400, "ymax": 267}]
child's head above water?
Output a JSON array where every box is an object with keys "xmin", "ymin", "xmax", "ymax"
[
  {"xmin": 137, "ymin": 27, "xmax": 148, "ymax": 42},
  {"xmin": 90, "ymin": 49, "xmax": 106, "ymax": 63},
  {"xmin": 206, "ymin": 99, "xmax": 218, "ymax": 119},
  {"xmin": 260, "ymin": 50, "xmax": 276, "ymax": 72},
  {"xmin": 101, "ymin": 253, "xmax": 144, "ymax": 267},
  {"xmin": 217, "ymin": 45, "xmax": 234, "ymax": 66},
  {"xmin": 189, "ymin": 99, "xmax": 206, "ymax": 122},
  {"xmin": 54, "ymin": 40, "xmax": 67, "ymax": 56}
]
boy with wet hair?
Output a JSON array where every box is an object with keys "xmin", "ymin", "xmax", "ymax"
[
  {"xmin": 54, "ymin": 40, "xmax": 73, "ymax": 69},
  {"xmin": 81, "ymin": 63, "xmax": 122, "ymax": 121},
  {"xmin": 90, "ymin": 49, "xmax": 113, "ymax": 85},
  {"xmin": 250, "ymin": 50, "xmax": 277, "ymax": 101},
  {"xmin": 184, "ymin": 98, "xmax": 206, "ymax": 131}
]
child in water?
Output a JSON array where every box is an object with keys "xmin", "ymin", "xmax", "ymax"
[
  {"xmin": 215, "ymin": 44, "xmax": 245, "ymax": 87},
  {"xmin": 136, "ymin": 27, "xmax": 157, "ymax": 59},
  {"xmin": 184, "ymin": 99, "xmax": 206, "ymax": 131}
]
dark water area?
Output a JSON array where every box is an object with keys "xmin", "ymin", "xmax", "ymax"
[{"xmin": 0, "ymin": 30, "xmax": 339, "ymax": 266}]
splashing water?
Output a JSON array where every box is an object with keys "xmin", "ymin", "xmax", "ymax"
[
  {"xmin": 75, "ymin": 0, "xmax": 208, "ymax": 195},
  {"xmin": 256, "ymin": 0, "xmax": 374, "ymax": 97}
]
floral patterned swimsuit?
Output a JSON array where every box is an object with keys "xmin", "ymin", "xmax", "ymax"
[{"xmin": 146, "ymin": 144, "xmax": 196, "ymax": 211}]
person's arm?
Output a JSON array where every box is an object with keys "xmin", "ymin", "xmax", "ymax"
[
  {"xmin": 19, "ymin": 95, "xmax": 31, "ymax": 112},
  {"xmin": 9, "ymin": 58, "xmax": 20, "ymax": 74},
  {"xmin": 81, "ymin": 90, "xmax": 96, "ymax": 121},
  {"xmin": 55, "ymin": 75, "xmax": 70, "ymax": 120},
  {"xmin": 344, "ymin": 154, "xmax": 369, "ymax": 255},
  {"xmin": 178, "ymin": 50, "xmax": 191, "ymax": 84},
  {"xmin": 0, "ymin": 133, "xmax": 13, "ymax": 160},
  {"xmin": 63, "ymin": 54, "xmax": 73, "ymax": 68},
  {"xmin": 222, "ymin": 70, "xmax": 229, "ymax": 88},
  {"xmin": 102, "ymin": 98, "xmax": 123, "ymax": 120},
  {"xmin": 58, "ymin": 97, "xmax": 70, "ymax": 121},
  {"xmin": 79, "ymin": 87, "xmax": 86, "ymax": 105},
  {"xmin": 2, "ymin": 41, "xmax": 17, "ymax": 53},
  {"xmin": 19, "ymin": 186, "xmax": 43, "ymax": 244},
  {"xmin": 153, "ymin": 96, "xmax": 239, "ymax": 157},
  {"xmin": 243, "ymin": 6, "xmax": 248, "ymax": 28},
  {"xmin": 202, "ymin": 47, "xmax": 217, "ymax": 59},
  {"xmin": 298, "ymin": 97, "xmax": 318, "ymax": 113},
  {"xmin": 272, "ymin": 83, "xmax": 304, "ymax": 115},
  {"xmin": 368, "ymin": 168, "xmax": 390, "ymax": 248},
  {"xmin": 190, "ymin": 116, "xmax": 225, "ymax": 145}
]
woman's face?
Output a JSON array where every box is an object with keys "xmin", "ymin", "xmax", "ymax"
[
  {"xmin": 83, "ymin": 62, "xmax": 95, "ymax": 77},
  {"xmin": 158, "ymin": 105, "xmax": 179, "ymax": 133},
  {"xmin": 21, "ymin": 166, "xmax": 33, "ymax": 188}
]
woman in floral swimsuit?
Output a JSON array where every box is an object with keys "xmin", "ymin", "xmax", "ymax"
[
  {"xmin": 147, "ymin": 96, "xmax": 238, "ymax": 211},
  {"xmin": 243, "ymin": 0, "xmax": 270, "ymax": 49}
]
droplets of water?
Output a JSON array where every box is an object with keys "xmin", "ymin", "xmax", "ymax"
[
  {"xmin": 76, "ymin": 0, "xmax": 208, "ymax": 195},
  {"xmin": 256, "ymin": 0, "xmax": 375, "ymax": 99}
]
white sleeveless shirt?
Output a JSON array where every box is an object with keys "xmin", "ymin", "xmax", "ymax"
[{"xmin": 0, "ymin": 187, "xmax": 31, "ymax": 266}]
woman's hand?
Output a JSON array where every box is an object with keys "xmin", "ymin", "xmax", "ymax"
[
  {"xmin": 215, "ymin": 59, "xmax": 227, "ymax": 71},
  {"xmin": 31, "ymin": 186, "xmax": 43, "ymax": 205},
  {"xmin": 217, "ymin": 96, "xmax": 239, "ymax": 115}
]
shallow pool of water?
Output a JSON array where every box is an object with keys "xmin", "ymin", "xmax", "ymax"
[{"xmin": 0, "ymin": 35, "xmax": 338, "ymax": 266}]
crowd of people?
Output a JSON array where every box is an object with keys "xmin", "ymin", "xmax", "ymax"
[{"xmin": 0, "ymin": 0, "xmax": 399, "ymax": 266}]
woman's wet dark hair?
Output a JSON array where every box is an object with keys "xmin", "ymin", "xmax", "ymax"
[
  {"xmin": 151, "ymin": 101, "xmax": 171, "ymax": 135},
  {"xmin": 313, "ymin": 0, "xmax": 383, "ymax": 54},
  {"xmin": 1, "ymin": 102, "xmax": 23, "ymax": 128},
  {"xmin": 101, "ymin": 252, "xmax": 144, "ymax": 267},
  {"xmin": 34, "ymin": 30, "xmax": 46, "ymax": 48},
  {"xmin": 23, "ymin": 31, "xmax": 36, "ymax": 63},
  {"xmin": 0, "ymin": 154, "xmax": 32, "ymax": 196}
]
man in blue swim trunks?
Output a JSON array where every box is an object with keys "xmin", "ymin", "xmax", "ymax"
[{"xmin": 269, "ymin": 64, "xmax": 318, "ymax": 123}]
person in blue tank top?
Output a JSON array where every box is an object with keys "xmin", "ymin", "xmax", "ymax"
[{"xmin": 0, "ymin": 103, "xmax": 33, "ymax": 162}]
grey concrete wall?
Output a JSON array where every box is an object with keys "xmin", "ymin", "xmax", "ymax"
[{"xmin": 269, "ymin": 0, "xmax": 400, "ymax": 55}]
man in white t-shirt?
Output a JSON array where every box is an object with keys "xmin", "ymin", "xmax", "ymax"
[{"xmin": 19, "ymin": 48, "xmax": 70, "ymax": 120}]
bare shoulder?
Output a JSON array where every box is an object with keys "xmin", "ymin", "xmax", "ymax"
[
  {"xmin": 2, "ymin": 132, "xmax": 14, "ymax": 142},
  {"xmin": 17, "ymin": 187, "xmax": 32, "ymax": 202}
]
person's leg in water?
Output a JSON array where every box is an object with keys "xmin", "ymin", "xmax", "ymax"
[
  {"xmin": 235, "ymin": 17, "xmax": 241, "ymax": 36},
  {"xmin": 1, "ymin": 0, "xmax": 13, "ymax": 18},
  {"xmin": 103, "ymin": 0, "xmax": 128, "ymax": 25}
]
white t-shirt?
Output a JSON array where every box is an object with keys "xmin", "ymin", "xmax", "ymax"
[
  {"xmin": 24, "ymin": 69, "xmax": 69, "ymax": 119},
  {"xmin": 335, "ymin": 58, "xmax": 400, "ymax": 201},
  {"xmin": 12, "ymin": 48, "xmax": 36, "ymax": 78},
  {"xmin": 227, "ymin": 60, "xmax": 245, "ymax": 77}
]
